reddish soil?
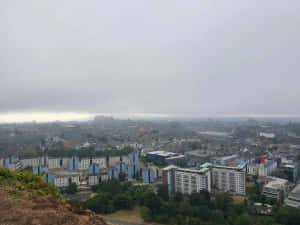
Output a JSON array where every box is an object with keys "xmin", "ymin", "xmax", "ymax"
[{"xmin": 0, "ymin": 190, "xmax": 107, "ymax": 225}]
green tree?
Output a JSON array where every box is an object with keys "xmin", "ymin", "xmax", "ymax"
[
  {"xmin": 119, "ymin": 172, "xmax": 126, "ymax": 182},
  {"xmin": 211, "ymin": 210, "xmax": 226, "ymax": 225},
  {"xmin": 190, "ymin": 191, "xmax": 210, "ymax": 206},
  {"xmin": 177, "ymin": 202, "xmax": 193, "ymax": 217},
  {"xmin": 65, "ymin": 182, "xmax": 77, "ymax": 194},
  {"xmin": 235, "ymin": 212, "xmax": 252, "ymax": 225},
  {"xmin": 140, "ymin": 206, "xmax": 152, "ymax": 222},
  {"xmin": 113, "ymin": 193, "xmax": 134, "ymax": 210},
  {"xmin": 84, "ymin": 193, "xmax": 114, "ymax": 214},
  {"xmin": 157, "ymin": 184, "xmax": 169, "ymax": 201},
  {"xmin": 140, "ymin": 191, "xmax": 162, "ymax": 215},
  {"xmin": 174, "ymin": 191, "xmax": 184, "ymax": 202},
  {"xmin": 193, "ymin": 205, "xmax": 211, "ymax": 221}
]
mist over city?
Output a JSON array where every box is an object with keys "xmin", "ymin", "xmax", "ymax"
[{"xmin": 1, "ymin": 1, "xmax": 300, "ymax": 225}]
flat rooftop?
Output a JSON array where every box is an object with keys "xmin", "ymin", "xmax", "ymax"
[
  {"xmin": 264, "ymin": 177, "xmax": 288, "ymax": 189},
  {"xmin": 48, "ymin": 168, "xmax": 80, "ymax": 176},
  {"xmin": 147, "ymin": 151, "xmax": 176, "ymax": 157},
  {"xmin": 290, "ymin": 184, "xmax": 300, "ymax": 194}
]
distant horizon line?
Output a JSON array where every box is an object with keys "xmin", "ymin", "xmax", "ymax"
[{"xmin": 0, "ymin": 111, "xmax": 300, "ymax": 123}]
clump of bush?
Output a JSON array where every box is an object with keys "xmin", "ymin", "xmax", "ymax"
[{"xmin": 0, "ymin": 168, "xmax": 62, "ymax": 199}]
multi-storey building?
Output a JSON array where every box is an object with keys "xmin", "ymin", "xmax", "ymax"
[
  {"xmin": 262, "ymin": 177, "xmax": 289, "ymax": 202},
  {"xmin": 285, "ymin": 184, "xmax": 300, "ymax": 208},
  {"xmin": 92, "ymin": 157, "xmax": 107, "ymax": 169},
  {"xmin": 47, "ymin": 158, "xmax": 61, "ymax": 169},
  {"xmin": 248, "ymin": 159, "xmax": 277, "ymax": 177},
  {"xmin": 8, "ymin": 161, "xmax": 22, "ymax": 171},
  {"xmin": 20, "ymin": 157, "xmax": 45, "ymax": 168},
  {"xmin": 162, "ymin": 165, "xmax": 211, "ymax": 195},
  {"xmin": 47, "ymin": 170, "xmax": 80, "ymax": 188},
  {"xmin": 211, "ymin": 163, "xmax": 247, "ymax": 195},
  {"xmin": 79, "ymin": 158, "xmax": 91, "ymax": 170},
  {"xmin": 142, "ymin": 168, "xmax": 156, "ymax": 184},
  {"xmin": 108, "ymin": 156, "xmax": 122, "ymax": 167},
  {"xmin": 88, "ymin": 175, "xmax": 100, "ymax": 186},
  {"xmin": 0, "ymin": 158, "xmax": 4, "ymax": 168},
  {"xmin": 174, "ymin": 167, "xmax": 211, "ymax": 194},
  {"xmin": 68, "ymin": 157, "xmax": 79, "ymax": 171}
]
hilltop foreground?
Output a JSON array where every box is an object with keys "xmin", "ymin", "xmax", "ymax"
[{"xmin": 0, "ymin": 168, "xmax": 107, "ymax": 225}]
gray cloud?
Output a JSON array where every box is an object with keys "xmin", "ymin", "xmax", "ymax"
[{"xmin": 1, "ymin": 0, "xmax": 300, "ymax": 117}]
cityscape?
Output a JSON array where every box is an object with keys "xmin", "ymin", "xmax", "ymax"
[
  {"xmin": 1, "ymin": 117, "xmax": 300, "ymax": 224},
  {"xmin": 1, "ymin": 1, "xmax": 300, "ymax": 225}
]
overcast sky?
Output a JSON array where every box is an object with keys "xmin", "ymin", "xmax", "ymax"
[{"xmin": 1, "ymin": 1, "xmax": 300, "ymax": 120}]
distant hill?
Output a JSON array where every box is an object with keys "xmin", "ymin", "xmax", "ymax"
[{"xmin": 0, "ymin": 168, "xmax": 107, "ymax": 225}]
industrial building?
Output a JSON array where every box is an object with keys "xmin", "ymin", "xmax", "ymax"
[{"xmin": 147, "ymin": 151, "xmax": 185, "ymax": 165}]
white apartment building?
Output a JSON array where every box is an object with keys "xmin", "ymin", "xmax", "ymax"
[
  {"xmin": 92, "ymin": 157, "xmax": 106, "ymax": 169},
  {"xmin": 211, "ymin": 164, "xmax": 247, "ymax": 195},
  {"xmin": 88, "ymin": 175, "xmax": 100, "ymax": 186},
  {"xmin": 0, "ymin": 158, "xmax": 4, "ymax": 168},
  {"xmin": 101, "ymin": 173, "xmax": 108, "ymax": 182},
  {"xmin": 47, "ymin": 158, "xmax": 61, "ymax": 169},
  {"xmin": 79, "ymin": 158, "xmax": 90, "ymax": 170},
  {"xmin": 262, "ymin": 177, "xmax": 288, "ymax": 202},
  {"xmin": 49, "ymin": 171, "xmax": 80, "ymax": 188},
  {"xmin": 8, "ymin": 161, "xmax": 22, "ymax": 171},
  {"xmin": 285, "ymin": 184, "xmax": 300, "ymax": 208},
  {"xmin": 175, "ymin": 168, "xmax": 211, "ymax": 194},
  {"xmin": 109, "ymin": 156, "xmax": 121, "ymax": 167},
  {"xmin": 248, "ymin": 160, "xmax": 277, "ymax": 177},
  {"xmin": 121, "ymin": 156, "xmax": 130, "ymax": 165},
  {"xmin": 20, "ymin": 157, "xmax": 43, "ymax": 168},
  {"xmin": 162, "ymin": 165, "xmax": 211, "ymax": 195}
]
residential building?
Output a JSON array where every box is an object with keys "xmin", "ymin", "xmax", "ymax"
[
  {"xmin": 8, "ymin": 161, "xmax": 22, "ymax": 171},
  {"xmin": 68, "ymin": 157, "xmax": 79, "ymax": 171},
  {"xmin": 47, "ymin": 170, "xmax": 80, "ymax": 188},
  {"xmin": 211, "ymin": 163, "xmax": 247, "ymax": 195},
  {"xmin": 33, "ymin": 166, "xmax": 47, "ymax": 177},
  {"xmin": 248, "ymin": 159, "xmax": 277, "ymax": 177},
  {"xmin": 20, "ymin": 157, "xmax": 45, "ymax": 168},
  {"xmin": 89, "ymin": 164, "xmax": 100, "ymax": 175},
  {"xmin": 0, "ymin": 158, "xmax": 4, "ymax": 168},
  {"xmin": 162, "ymin": 165, "xmax": 211, "ymax": 195},
  {"xmin": 142, "ymin": 168, "xmax": 156, "ymax": 184},
  {"xmin": 79, "ymin": 158, "xmax": 91, "ymax": 170},
  {"xmin": 88, "ymin": 175, "xmax": 101, "ymax": 186},
  {"xmin": 47, "ymin": 158, "xmax": 60, "ymax": 169},
  {"xmin": 285, "ymin": 184, "xmax": 300, "ymax": 208},
  {"xmin": 262, "ymin": 177, "xmax": 289, "ymax": 202},
  {"xmin": 282, "ymin": 164, "xmax": 298, "ymax": 183},
  {"xmin": 92, "ymin": 157, "xmax": 106, "ymax": 169}
]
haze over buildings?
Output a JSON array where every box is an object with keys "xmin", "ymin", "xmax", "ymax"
[{"xmin": 1, "ymin": 1, "xmax": 300, "ymax": 122}]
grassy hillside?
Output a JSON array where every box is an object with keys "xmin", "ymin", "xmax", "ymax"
[{"xmin": 0, "ymin": 168, "xmax": 107, "ymax": 225}]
